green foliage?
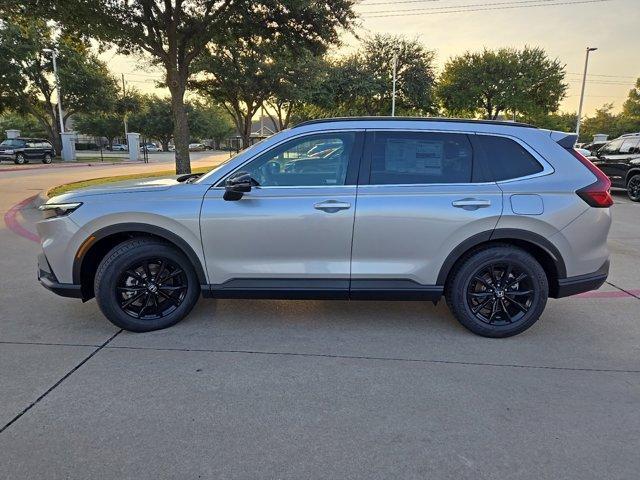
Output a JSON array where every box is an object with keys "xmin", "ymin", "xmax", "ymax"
[
  {"xmin": 579, "ymin": 104, "xmax": 640, "ymax": 143},
  {"xmin": 622, "ymin": 78, "xmax": 640, "ymax": 119},
  {"xmin": 304, "ymin": 34, "xmax": 436, "ymax": 118},
  {"xmin": 73, "ymin": 113, "xmax": 124, "ymax": 147},
  {"xmin": 523, "ymin": 111, "xmax": 577, "ymax": 132},
  {"xmin": 0, "ymin": 17, "xmax": 118, "ymax": 150},
  {"xmin": 129, "ymin": 96, "xmax": 233, "ymax": 150},
  {"xmin": 0, "ymin": 111, "xmax": 48, "ymax": 138},
  {"xmin": 437, "ymin": 47, "xmax": 567, "ymax": 119},
  {"xmin": 36, "ymin": 0, "xmax": 357, "ymax": 172}
]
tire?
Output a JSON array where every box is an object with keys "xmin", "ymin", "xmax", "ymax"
[
  {"xmin": 445, "ymin": 245, "xmax": 548, "ymax": 338},
  {"xmin": 627, "ymin": 174, "xmax": 640, "ymax": 202},
  {"xmin": 42, "ymin": 153, "xmax": 53, "ymax": 164},
  {"xmin": 94, "ymin": 238, "xmax": 200, "ymax": 332},
  {"xmin": 15, "ymin": 153, "xmax": 26, "ymax": 165}
]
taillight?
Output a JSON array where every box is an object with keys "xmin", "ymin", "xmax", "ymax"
[{"xmin": 569, "ymin": 149, "xmax": 613, "ymax": 208}]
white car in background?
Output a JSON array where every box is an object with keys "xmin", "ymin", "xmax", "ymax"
[
  {"xmin": 140, "ymin": 143, "xmax": 161, "ymax": 152},
  {"xmin": 189, "ymin": 143, "xmax": 208, "ymax": 151}
]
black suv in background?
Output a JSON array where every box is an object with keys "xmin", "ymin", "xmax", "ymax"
[
  {"xmin": 593, "ymin": 133, "xmax": 640, "ymax": 201},
  {"xmin": 0, "ymin": 138, "xmax": 56, "ymax": 164}
]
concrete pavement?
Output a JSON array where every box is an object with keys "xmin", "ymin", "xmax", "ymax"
[{"xmin": 0, "ymin": 162, "xmax": 639, "ymax": 479}]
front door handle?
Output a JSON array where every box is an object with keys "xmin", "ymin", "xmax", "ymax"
[
  {"xmin": 452, "ymin": 198, "xmax": 491, "ymax": 210},
  {"xmin": 314, "ymin": 200, "xmax": 351, "ymax": 213}
]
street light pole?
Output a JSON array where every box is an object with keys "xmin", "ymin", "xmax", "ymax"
[
  {"xmin": 391, "ymin": 53, "xmax": 398, "ymax": 117},
  {"xmin": 576, "ymin": 46, "xmax": 598, "ymax": 139},
  {"xmin": 43, "ymin": 48, "xmax": 65, "ymax": 134}
]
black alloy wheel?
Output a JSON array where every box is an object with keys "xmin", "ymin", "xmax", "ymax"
[
  {"xmin": 116, "ymin": 258, "xmax": 188, "ymax": 320},
  {"xmin": 95, "ymin": 238, "xmax": 200, "ymax": 332},
  {"xmin": 445, "ymin": 245, "xmax": 548, "ymax": 338},
  {"xmin": 627, "ymin": 175, "xmax": 640, "ymax": 202},
  {"xmin": 466, "ymin": 262, "xmax": 534, "ymax": 326}
]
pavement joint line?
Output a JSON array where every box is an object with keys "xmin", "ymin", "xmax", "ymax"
[
  {"xmin": 605, "ymin": 281, "xmax": 640, "ymax": 300},
  {"xmin": 0, "ymin": 329, "xmax": 123, "ymax": 436},
  {"xmin": 0, "ymin": 340, "xmax": 102, "ymax": 348},
  {"xmin": 105, "ymin": 345, "xmax": 640, "ymax": 374}
]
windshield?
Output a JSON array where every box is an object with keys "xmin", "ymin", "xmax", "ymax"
[
  {"xmin": 0, "ymin": 139, "xmax": 24, "ymax": 147},
  {"xmin": 195, "ymin": 137, "xmax": 270, "ymax": 184}
]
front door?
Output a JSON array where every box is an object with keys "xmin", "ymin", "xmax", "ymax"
[
  {"xmin": 350, "ymin": 130, "xmax": 503, "ymax": 297},
  {"xmin": 200, "ymin": 131, "xmax": 363, "ymax": 297}
]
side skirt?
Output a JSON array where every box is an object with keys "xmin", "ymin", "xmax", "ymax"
[{"xmin": 201, "ymin": 278, "xmax": 443, "ymax": 301}]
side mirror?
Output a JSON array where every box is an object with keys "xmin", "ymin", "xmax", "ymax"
[{"xmin": 223, "ymin": 171, "xmax": 252, "ymax": 201}]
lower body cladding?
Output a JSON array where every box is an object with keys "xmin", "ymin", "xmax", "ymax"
[{"xmin": 198, "ymin": 264, "xmax": 609, "ymax": 301}]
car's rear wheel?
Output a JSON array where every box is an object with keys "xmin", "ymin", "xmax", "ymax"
[
  {"xmin": 627, "ymin": 174, "xmax": 640, "ymax": 202},
  {"xmin": 15, "ymin": 153, "xmax": 26, "ymax": 165},
  {"xmin": 95, "ymin": 238, "xmax": 200, "ymax": 332},
  {"xmin": 445, "ymin": 245, "xmax": 548, "ymax": 338},
  {"xmin": 42, "ymin": 153, "xmax": 53, "ymax": 164}
]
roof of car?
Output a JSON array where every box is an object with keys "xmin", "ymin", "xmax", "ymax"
[
  {"xmin": 293, "ymin": 116, "xmax": 536, "ymax": 129},
  {"xmin": 14, "ymin": 137, "xmax": 49, "ymax": 141}
]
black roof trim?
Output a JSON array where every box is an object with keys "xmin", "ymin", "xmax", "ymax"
[
  {"xmin": 555, "ymin": 133, "xmax": 578, "ymax": 149},
  {"xmin": 293, "ymin": 116, "xmax": 536, "ymax": 129},
  {"xmin": 14, "ymin": 137, "xmax": 50, "ymax": 141}
]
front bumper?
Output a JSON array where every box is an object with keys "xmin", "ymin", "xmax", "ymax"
[
  {"xmin": 38, "ymin": 252, "xmax": 82, "ymax": 298},
  {"xmin": 555, "ymin": 260, "xmax": 609, "ymax": 298}
]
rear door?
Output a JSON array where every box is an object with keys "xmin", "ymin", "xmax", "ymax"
[
  {"xmin": 350, "ymin": 130, "xmax": 503, "ymax": 296},
  {"xmin": 200, "ymin": 131, "xmax": 364, "ymax": 296}
]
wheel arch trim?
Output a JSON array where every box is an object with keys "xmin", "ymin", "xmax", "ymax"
[
  {"xmin": 72, "ymin": 223, "xmax": 208, "ymax": 285},
  {"xmin": 436, "ymin": 228, "xmax": 567, "ymax": 286}
]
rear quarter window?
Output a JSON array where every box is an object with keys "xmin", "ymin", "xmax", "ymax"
[{"xmin": 473, "ymin": 135, "xmax": 543, "ymax": 181}]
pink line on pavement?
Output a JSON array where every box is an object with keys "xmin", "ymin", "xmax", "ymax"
[
  {"xmin": 0, "ymin": 163, "xmax": 94, "ymax": 173},
  {"xmin": 4, "ymin": 195, "xmax": 39, "ymax": 243}
]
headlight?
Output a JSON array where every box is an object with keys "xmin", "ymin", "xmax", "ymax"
[
  {"xmin": 3, "ymin": 149, "xmax": 14, "ymax": 154},
  {"xmin": 38, "ymin": 202, "xmax": 83, "ymax": 219}
]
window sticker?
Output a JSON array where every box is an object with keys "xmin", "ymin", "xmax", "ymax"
[{"xmin": 384, "ymin": 139, "xmax": 443, "ymax": 174}]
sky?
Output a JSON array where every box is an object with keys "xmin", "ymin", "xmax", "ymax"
[{"xmin": 104, "ymin": 0, "xmax": 640, "ymax": 117}]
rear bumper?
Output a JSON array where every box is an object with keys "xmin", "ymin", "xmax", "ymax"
[
  {"xmin": 554, "ymin": 260, "xmax": 609, "ymax": 298},
  {"xmin": 38, "ymin": 252, "xmax": 82, "ymax": 299}
]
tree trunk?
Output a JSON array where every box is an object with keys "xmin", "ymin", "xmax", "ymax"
[{"xmin": 168, "ymin": 76, "xmax": 191, "ymax": 174}]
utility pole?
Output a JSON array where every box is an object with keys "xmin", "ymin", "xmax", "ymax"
[
  {"xmin": 391, "ymin": 54, "xmax": 398, "ymax": 117},
  {"xmin": 576, "ymin": 47, "xmax": 598, "ymax": 139},
  {"xmin": 43, "ymin": 49, "xmax": 65, "ymax": 133},
  {"xmin": 122, "ymin": 74, "xmax": 129, "ymax": 137}
]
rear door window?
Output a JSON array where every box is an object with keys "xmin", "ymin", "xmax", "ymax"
[
  {"xmin": 367, "ymin": 131, "xmax": 473, "ymax": 185},
  {"xmin": 472, "ymin": 135, "xmax": 543, "ymax": 181},
  {"xmin": 619, "ymin": 138, "xmax": 640, "ymax": 154}
]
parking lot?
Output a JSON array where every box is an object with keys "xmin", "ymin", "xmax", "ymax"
[{"xmin": 1, "ymin": 162, "xmax": 639, "ymax": 479}]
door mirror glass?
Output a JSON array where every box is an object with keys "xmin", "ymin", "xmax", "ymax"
[{"xmin": 224, "ymin": 171, "xmax": 252, "ymax": 201}]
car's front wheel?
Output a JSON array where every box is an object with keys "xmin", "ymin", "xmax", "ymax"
[
  {"xmin": 627, "ymin": 174, "xmax": 640, "ymax": 202},
  {"xmin": 15, "ymin": 153, "xmax": 26, "ymax": 165},
  {"xmin": 445, "ymin": 245, "xmax": 548, "ymax": 338},
  {"xmin": 95, "ymin": 238, "xmax": 200, "ymax": 332}
]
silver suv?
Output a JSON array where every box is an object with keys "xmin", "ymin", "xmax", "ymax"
[{"xmin": 37, "ymin": 118, "xmax": 612, "ymax": 337}]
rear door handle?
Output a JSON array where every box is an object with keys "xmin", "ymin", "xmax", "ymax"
[
  {"xmin": 314, "ymin": 200, "xmax": 351, "ymax": 213},
  {"xmin": 452, "ymin": 198, "xmax": 491, "ymax": 210}
]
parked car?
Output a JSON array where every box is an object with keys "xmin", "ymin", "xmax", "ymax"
[
  {"xmin": 37, "ymin": 117, "xmax": 612, "ymax": 337},
  {"xmin": 592, "ymin": 133, "xmax": 640, "ymax": 201},
  {"xmin": 0, "ymin": 137, "xmax": 55, "ymax": 164},
  {"xmin": 140, "ymin": 143, "xmax": 161, "ymax": 152},
  {"xmin": 111, "ymin": 143, "xmax": 128, "ymax": 151},
  {"xmin": 189, "ymin": 143, "xmax": 207, "ymax": 151}
]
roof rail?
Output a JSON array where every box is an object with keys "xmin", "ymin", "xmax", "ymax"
[{"xmin": 293, "ymin": 116, "xmax": 537, "ymax": 129}]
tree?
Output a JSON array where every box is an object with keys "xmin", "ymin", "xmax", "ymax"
[
  {"xmin": 128, "ymin": 96, "xmax": 174, "ymax": 151},
  {"xmin": 0, "ymin": 18, "xmax": 118, "ymax": 153},
  {"xmin": 622, "ymin": 78, "xmax": 640, "ymax": 119},
  {"xmin": 301, "ymin": 35, "xmax": 436, "ymax": 119},
  {"xmin": 0, "ymin": 111, "xmax": 48, "ymax": 138},
  {"xmin": 523, "ymin": 111, "xmax": 577, "ymax": 132},
  {"xmin": 188, "ymin": 102, "xmax": 234, "ymax": 148},
  {"xmin": 129, "ymin": 96, "xmax": 233, "ymax": 150},
  {"xmin": 73, "ymin": 114, "xmax": 123, "ymax": 149},
  {"xmin": 437, "ymin": 47, "xmax": 567, "ymax": 120},
  {"xmin": 580, "ymin": 103, "xmax": 640, "ymax": 143},
  {"xmin": 40, "ymin": 0, "xmax": 356, "ymax": 173}
]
